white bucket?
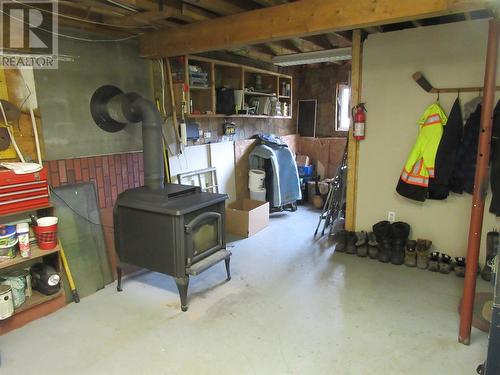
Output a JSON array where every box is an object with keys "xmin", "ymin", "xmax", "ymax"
[
  {"xmin": 248, "ymin": 169, "xmax": 265, "ymax": 190},
  {"xmin": 250, "ymin": 188, "xmax": 266, "ymax": 202},
  {"xmin": 37, "ymin": 216, "xmax": 58, "ymax": 227}
]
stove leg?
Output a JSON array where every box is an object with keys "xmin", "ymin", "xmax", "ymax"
[
  {"xmin": 225, "ymin": 257, "xmax": 231, "ymax": 281},
  {"xmin": 116, "ymin": 265, "xmax": 123, "ymax": 292},
  {"xmin": 175, "ymin": 276, "xmax": 189, "ymax": 312}
]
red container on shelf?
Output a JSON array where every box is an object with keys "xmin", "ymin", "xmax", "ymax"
[{"xmin": 34, "ymin": 224, "xmax": 57, "ymax": 250}]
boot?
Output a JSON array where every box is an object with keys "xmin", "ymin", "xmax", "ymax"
[
  {"xmin": 416, "ymin": 239, "xmax": 432, "ymax": 269},
  {"xmin": 368, "ymin": 232, "xmax": 379, "ymax": 259},
  {"xmin": 391, "ymin": 222, "xmax": 410, "ymax": 265},
  {"xmin": 346, "ymin": 231, "xmax": 357, "ymax": 255},
  {"xmin": 373, "ymin": 221, "xmax": 393, "ymax": 263},
  {"xmin": 439, "ymin": 253, "xmax": 452, "ymax": 274},
  {"xmin": 454, "ymin": 257, "xmax": 466, "ymax": 277},
  {"xmin": 355, "ymin": 231, "xmax": 368, "ymax": 257},
  {"xmin": 405, "ymin": 240, "xmax": 417, "ymax": 267},
  {"xmin": 428, "ymin": 251, "xmax": 440, "ymax": 272},
  {"xmin": 334, "ymin": 230, "xmax": 348, "ymax": 252},
  {"xmin": 481, "ymin": 230, "xmax": 499, "ymax": 281}
]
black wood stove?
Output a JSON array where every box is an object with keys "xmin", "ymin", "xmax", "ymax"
[{"xmin": 90, "ymin": 85, "xmax": 231, "ymax": 311}]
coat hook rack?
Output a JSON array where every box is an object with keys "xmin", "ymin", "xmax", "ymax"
[{"xmin": 412, "ymin": 71, "xmax": 500, "ymax": 93}]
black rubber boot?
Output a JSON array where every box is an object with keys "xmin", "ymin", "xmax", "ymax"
[
  {"xmin": 346, "ymin": 231, "xmax": 357, "ymax": 255},
  {"xmin": 428, "ymin": 251, "xmax": 440, "ymax": 272},
  {"xmin": 454, "ymin": 257, "xmax": 466, "ymax": 277},
  {"xmin": 368, "ymin": 232, "xmax": 378, "ymax": 259},
  {"xmin": 404, "ymin": 240, "xmax": 417, "ymax": 267},
  {"xmin": 391, "ymin": 222, "xmax": 410, "ymax": 265},
  {"xmin": 355, "ymin": 231, "xmax": 368, "ymax": 257},
  {"xmin": 439, "ymin": 253, "xmax": 452, "ymax": 274},
  {"xmin": 372, "ymin": 221, "xmax": 393, "ymax": 263},
  {"xmin": 481, "ymin": 230, "xmax": 498, "ymax": 281},
  {"xmin": 334, "ymin": 230, "xmax": 348, "ymax": 253}
]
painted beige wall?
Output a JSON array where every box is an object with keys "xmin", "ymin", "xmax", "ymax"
[{"xmin": 357, "ymin": 19, "xmax": 500, "ymax": 261}]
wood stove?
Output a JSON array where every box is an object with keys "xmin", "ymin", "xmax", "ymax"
[{"xmin": 90, "ymin": 85, "xmax": 231, "ymax": 311}]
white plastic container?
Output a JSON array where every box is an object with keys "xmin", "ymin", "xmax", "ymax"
[
  {"xmin": 16, "ymin": 222, "xmax": 30, "ymax": 258},
  {"xmin": 0, "ymin": 285, "xmax": 14, "ymax": 320},
  {"xmin": 36, "ymin": 216, "xmax": 58, "ymax": 227},
  {"xmin": 248, "ymin": 169, "xmax": 265, "ymax": 191},
  {"xmin": 249, "ymin": 188, "xmax": 266, "ymax": 202}
]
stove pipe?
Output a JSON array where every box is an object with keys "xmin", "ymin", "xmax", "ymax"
[
  {"xmin": 90, "ymin": 85, "xmax": 165, "ymax": 191},
  {"xmin": 124, "ymin": 95, "xmax": 165, "ymax": 190}
]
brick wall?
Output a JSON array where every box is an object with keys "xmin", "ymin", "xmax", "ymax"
[{"xmin": 44, "ymin": 152, "xmax": 144, "ymax": 208}]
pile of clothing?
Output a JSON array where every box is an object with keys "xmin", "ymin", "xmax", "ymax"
[{"xmin": 396, "ymin": 97, "xmax": 500, "ymax": 215}]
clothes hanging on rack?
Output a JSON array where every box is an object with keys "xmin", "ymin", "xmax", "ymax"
[
  {"xmin": 449, "ymin": 99, "xmax": 483, "ymax": 194},
  {"xmin": 428, "ymin": 98, "xmax": 463, "ymax": 200},
  {"xmin": 396, "ymin": 103, "xmax": 447, "ymax": 202}
]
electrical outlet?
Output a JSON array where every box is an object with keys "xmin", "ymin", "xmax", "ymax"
[
  {"xmin": 388, "ymin": 211, "xmax": 396, "ymax": 223},
  {"xmin": 204, "ymin": 131, "xmax": 211, "ymax": 139}
]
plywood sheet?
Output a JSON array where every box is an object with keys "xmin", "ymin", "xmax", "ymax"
[
  {"xmin": 298, "ymin": 137, "xmax": 347, "ymax": 178},
  {"xmin": 234, "ymin": 139, "xmax": 257, "ymax": 201},
  {"xmin": 209, "ymin": 141, "xmax": 236, "ymax": 203}
]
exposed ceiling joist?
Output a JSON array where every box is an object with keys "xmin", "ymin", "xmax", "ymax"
[
  {"xmin": 227, "ymin": 46, "xmax": 273, "ymax": 62},
  {"xmin": 325, "ymin": 33, "xmax": 352, "ymax": 48},
  {"xmin": 182, "ymin": 0, "xmax": 247, "ymax": 15},
  {"xmin": 105, "ymin": 8, "xmax": 176, "ymax": 25},
  {"xmin": 60, "ymin": 0, "xmax": 131, "ymax": 17},
  {"xmin": 364, "ymin": 26, "xmax": 384, "ymax": 33},
  {"xmin": 179, "ymin": 3, "xmax": 216, "ymax": 21},
  {"xmin": 140, "ymin": 0, "xmax": 494, "ymax": 58},
  {"xmin": 107, "ymin": 0, "xmax": 160, "ymax": 11},
  {"xmin": 252, "ymin": 0, "xmax": 288, "ymax": 6}
]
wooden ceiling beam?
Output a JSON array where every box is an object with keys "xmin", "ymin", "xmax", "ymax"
[
  {"xmin": 59, "ymin": 17, "xmax": 138, "ymax": 37},
  {"xmin": 60, "ymin": 0, "xmax": 132, "ymax": 17},
  {"xmin": 105, "ymin": 8, "xmax": 177, "ymax": 25},
  {"xmin": 325, "ymin": 33, "xmax": 352, "ymax": 48},
  {"xmin": 140, "ymin": 0, "xmax": 494, "ymax": 57},
  {"xmin": 182, "ymin": 0, "xmax": 247, "ymax": 16},
  {"xmin": 252, "ymin": 0, "xmax": 288, "ymax": 6},
  {"xmin": 227, "ymin": 46, "xmax": 273, "ymax": 63}
]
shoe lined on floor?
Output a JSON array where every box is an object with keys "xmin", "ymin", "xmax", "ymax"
[
  {"xmin": 454, "ymin": 257, "xmax": 466, "ymax": 277},
  {"xmin": 439, "ymin": 253, "xmax": 452, "ymax": 274},
  {"xmin": 391, "ymin": 222, "xmax": 410, "ymax": 265},
  {"xmin": 355, "ymin": 231, "xmax": 368, "ymax": 257},
  {"xmin": 404, "ymin": 240, "xmax": 417, "ymax": 267},
  {"xmin": 368, "ymin": 232, "xmax": 378, "ymax": 259},
  {"xmin": 416, "ymin": 239, "xmax": 432, "ymax": 269},
  {"xmin": 428, "ymin": 251, "xmax": 440, "ymax": 272},
  {"xmin": 334, "ymin": 230, "xmax": 348, "ymax": 252},
  {"xmin": 481, "ymin": 230, "xmax": 498, "ymax": 281},
  {"xmin": 346, "ymin": 231, "xmax": 357, "ymax": 254},
  {"xmin": 373, "ymin": 221, "xmax": 393, "ymax": 263}
]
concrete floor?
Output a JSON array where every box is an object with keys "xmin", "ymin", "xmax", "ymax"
[{"xmin": 1, "ymin": 206, "xmax": 489, "ymax": 374}]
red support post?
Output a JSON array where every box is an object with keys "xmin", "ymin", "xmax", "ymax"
[{"xmin": 459, "ymin": 18, "xmax": 500, "ymax": 345}]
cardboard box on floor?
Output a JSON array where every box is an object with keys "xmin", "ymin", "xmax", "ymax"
[{"xmin": 226, "ymin": 199, "xmax": 269, "ymax": 237}]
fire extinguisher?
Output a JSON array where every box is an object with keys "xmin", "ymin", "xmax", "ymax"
[{"xmin": 352, "ymin": 103, "xmax": 367, "ymax": 141}]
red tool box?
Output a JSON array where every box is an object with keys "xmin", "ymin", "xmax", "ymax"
[{"xmin": 0, "ymin": 167, "xmax": 50, "ymax": 215}]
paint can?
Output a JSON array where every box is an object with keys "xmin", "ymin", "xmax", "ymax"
[
  {"xmin": 1, "ymin": 271, "xmax": 27, "ymax": 308},
  {"xmin": 0, "ymin": 284, "xmax": 14, "ymax": 320},
  {"xmin": 248, "ymin": 169, "xmax": 265, "ymax": 190},
  {"xmin": 8, "ymin": 269, "xmax": 31, "ymax": 298}
]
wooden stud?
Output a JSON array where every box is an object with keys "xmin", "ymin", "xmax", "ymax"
[
  {"xmin": 345, "ymin": 29, "xmax": 363, "ymax": 232},
  {"xmin": 139, "ymin": 0, "xmax": 492, "ymax": 57}
]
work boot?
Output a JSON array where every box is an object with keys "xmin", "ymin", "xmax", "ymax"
[
  {"xmin": 391, "ymin": 222, "xmax": 410, "ymax": 265},
  {"xmin": 439, "ymin": 253, "xmax": 452, "ymax": 274},
  {"xmin": 405, "ymin": 240, "xmax": 417, "ymax": 267},
  {"xmin": 481, "ymin": 230, "xmax": 499, "ymax": 282},
  {"xmin": 454, "ymin": 257, "xmax": 466, "ymax": 277},
  {"xmin": 355, "ymin": 231, "xmax": 368, "ymax": 257},
  {"xmin": 368, "ymin": 232, "xmax": 378, "ymax": 259},
  {"xmin": 346, "ymin": 231, "xmax": 357, "ymax": 255},
  {"xmin": 428, "ymin": 251, "xmax": 440, "ymax": 272},
  {"xmin": 416, "ymin": 239, "xmax": 432, "ymax": 269},
  {"xmin": 373, "ymin": 221, "xmax": 393, "ymax": 263},
  {"xmin": 334, "ymin": 230, "xmax": 348, "ymax": 252}
]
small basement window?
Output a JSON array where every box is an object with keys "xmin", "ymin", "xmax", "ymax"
[{"xmin": 335, "ymin": 83, "xmax": 351, "ymax": 132}]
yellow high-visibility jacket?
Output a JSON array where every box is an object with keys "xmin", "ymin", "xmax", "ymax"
[{"xmin": 396, "ymin": 103, "xmax": 448, "ymax": 202}]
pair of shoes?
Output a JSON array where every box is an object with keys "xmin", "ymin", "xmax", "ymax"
[
  {"xmin": 481, "ymin": 230, "xmax": 498, "ymax": 281},
  {"xmin": 428, "ymin": 251, "xmax": 440, "ymax": 272},
  {"xmin": 404, "ymin": 240, "xmax": 417, "ymax": 267},
  {"xmin": 368, "ymin": 232, "xmax": 378, "ymax": 259},
  {"xmin": 346, "ymin": 231, "xmax": 357, "ymax": 254},
  {"xmin": 439, "ymin": 254, "xmax": 453, "ymax": 274},
  {"xmin": 372, "ymin": 221, "xmax": 410, "ymax": 265},
  {"xmin": 355, "ymin": 231, "xmax": 368, "ymax": 257},
  {"xmin": 454, "ymin": 257, "xmax": 466, "ymax": 277},
  {"xmin": 334, "ymin": 230, "xmax": 349, "ymax": 252},
  {"xmin": 416, "ymin": 239, "xmax": 432, "ymax": 269}
]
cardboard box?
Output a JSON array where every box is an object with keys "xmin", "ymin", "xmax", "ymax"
[
  {"xmin": 226, "ymin": 199, "xmax": 269, "ymax": 237},
  {"xmin": 296, "ymin": 154, "xmax": 310, "ymax": 166}
]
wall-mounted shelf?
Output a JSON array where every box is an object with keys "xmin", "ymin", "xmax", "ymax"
[{"xmin": 171, "ymin": 55, "xmax": 292, "ymax": 118}]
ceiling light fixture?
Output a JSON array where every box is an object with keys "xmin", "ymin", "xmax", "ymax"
[{"xmin": 272, "ymin": 47, "xmax": 352, "ymax": 66}]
